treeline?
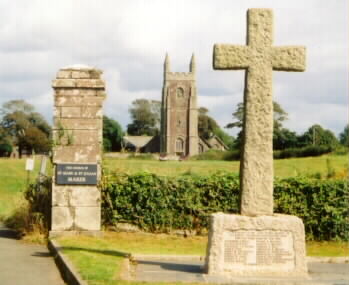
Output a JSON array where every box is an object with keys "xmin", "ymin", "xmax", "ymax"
[
  {"xmin": 125, "ymin": 99, "xmax": 348, "ymax": 156},
  {"xmin": 1, "ymin": 99, "xmax": 347, "ymax": 157}
]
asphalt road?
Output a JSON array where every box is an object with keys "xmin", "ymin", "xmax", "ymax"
[{"xmin": 0, "ymin": 223, "xmax": 65, "ymax": 285}]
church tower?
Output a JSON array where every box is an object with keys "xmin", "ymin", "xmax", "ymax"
[{"xmin": 160, "ymin": 54, "xmax": 199, "ymax": 157}]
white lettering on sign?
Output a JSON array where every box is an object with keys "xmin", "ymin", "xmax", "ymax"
[
  {"xmin": 67, "ymin": 177, "xmax": 86, "ymax": 182},
  {"xmin": 56, "ymin": 164, "xmax": 98, "ymax": 185}
]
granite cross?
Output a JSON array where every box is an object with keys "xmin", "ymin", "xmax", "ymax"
[{"xmin": 213, "ymin": 8, "xmax": 306, "ymax": 216}]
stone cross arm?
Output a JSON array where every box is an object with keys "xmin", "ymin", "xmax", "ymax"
[
  {"xmin": 213, "ymin": 9, "xmax": 306, "ymax": 72},
  {"xmin": 213, "ymin": 44, "xmax": 306, "ymax": 72}
]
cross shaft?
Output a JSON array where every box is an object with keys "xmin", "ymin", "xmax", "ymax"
[{"xmin": 213, "ymin": 9, "xmax": 306, "ymax": 216}]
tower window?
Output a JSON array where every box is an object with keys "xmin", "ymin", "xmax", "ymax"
[
  {"xmin": 176, "ymin": 87, "xmax": 184, "ymax": 98},
  {"xmin": 176, "ymin": 138, "xmax": 184, "ymax": 153}
]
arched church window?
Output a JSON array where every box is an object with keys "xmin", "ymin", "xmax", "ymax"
[
  {"xmin": 176, "ymin": 87, "xmax": 184, "ymax": 98},
  {"xmin": 176, "ymin": 138, "xmax": 184, "ymax": 153}
]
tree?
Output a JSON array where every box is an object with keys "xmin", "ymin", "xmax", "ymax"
[
  {"xmin": 198, "ymin": 107, "xmax": 219, "ymax": 139},
  {"xmin": 273, "ymin": 128, "xmax": 298, "ymax": 150},
  {"xmin": 339, "ymin": 124, "xmax": 349, "ymax": 147},
  {"xmin": 298, "ymin": 124, "xmax": 339, "ymax": 148},
  {"xmin": 0, "ymin": 126, "xmax": 12, "ymax": 156},
  {"xmin": 103, "ymin": 116, "xmax": 123, "ymax": 152},
  {"xmin": 0, "ymin": 99, "xmax": 34, "ymax": 116},
  {"xmin": 226, "ymin": 101, "xmax": 289, "ymax": 149},
  {"xmin": 0, "ymin": 100, "xmax": 51, "ymax": 155},
  {"xmin": 20, "ymin": 126, "xmax": 50, "ymax": 153},
  {"xmin": 198, "ymin": 107, "xmax": 235, "ymax": 149},
  {"xmin": 127, "ymin": 99, "xmax": 160, "ymax": 136}
]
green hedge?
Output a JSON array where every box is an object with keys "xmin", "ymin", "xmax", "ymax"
[
  {"xmin": 102, "ymin": 172, "xmax": 348, "ymax": 241},
  {"xmin": 192, "ymin": 145, "xmax": 333, "ymax": 161},
  {"xmin": 273, "ymin": 145, "xmax": 333, "ymax": 159}
]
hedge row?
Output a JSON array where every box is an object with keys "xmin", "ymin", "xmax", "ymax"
[
  {"xmin": 273, "ymin": 145, "xmax": 334, "ymax": 159},
  {"xmin": 192, "ymin": 145, "xmax": 334, "ymax": 161},
  {"xmin": 101, "ymin": 172, "xmax": 348, "ymax": 241}
]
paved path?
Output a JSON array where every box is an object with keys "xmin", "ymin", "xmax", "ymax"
[
  {"xmin": 133, "ymin": 257, "xmax": 349, "ymax": 284},
  {"xmin": 0, "ymin": 223, "xmax": 65, "ymax": 285}
]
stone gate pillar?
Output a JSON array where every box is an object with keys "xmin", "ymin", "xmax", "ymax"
[{"xmin": 50, "ymin": 65, "xmax": 106, "ymax": 237}]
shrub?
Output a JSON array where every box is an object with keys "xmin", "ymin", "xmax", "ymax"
[
  {"xmin": 191, "ymin": 149, "xmax": 240, "ymax": 161},
  {"xmin": 0, "ymin": 143, "xmax": 12, "ymax": 157},
  {"xmin": 5, "ymin": 176, "xmax": 52, "ymax": 236},
  {"xmin": 102, "ymin": 171, "xmax": 348, "ymax": 241},
  {"xmin": 273, "ymin": 145, "xmax": 333, "ymax": 159}
]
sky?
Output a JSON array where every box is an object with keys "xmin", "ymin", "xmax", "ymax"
[{"xmin": 0, "ymin": 0, "xmax": 347, "ymax": 137}]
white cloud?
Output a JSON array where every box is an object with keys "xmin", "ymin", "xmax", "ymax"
[{"xmin": 0, "ymin": 0, "xmax": 347, "ymax": 137}]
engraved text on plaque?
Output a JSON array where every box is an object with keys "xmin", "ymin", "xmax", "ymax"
[{"xmin": 223, "ymin": 230, "xmax": 295, "ymax": 271}]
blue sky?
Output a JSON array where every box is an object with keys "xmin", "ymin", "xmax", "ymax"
[{"xmin": 0, "ymin": 0, "xmax": 347, "ymax": 137}]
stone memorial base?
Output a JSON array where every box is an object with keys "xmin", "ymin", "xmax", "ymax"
[{"xmin": 205, "ymin": 213, "xmax": 308, "ymax": 278}]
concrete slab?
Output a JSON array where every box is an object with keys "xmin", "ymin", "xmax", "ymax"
[{"xmin": 131, "ymin": 256, "xmax": 349, "ymax": 285}]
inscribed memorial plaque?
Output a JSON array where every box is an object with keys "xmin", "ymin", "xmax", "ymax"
[
  {"xmin": 56, "ymin": 164, "xmax": 97, "ymax": 185},
  {"xmin": 223, "ymin": 230, "xmax": 295, "ymax": 271}
]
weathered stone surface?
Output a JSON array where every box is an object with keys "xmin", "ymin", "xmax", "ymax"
[
  {"xmin": 54, "ymin": 118, "xmax": 102, "ymax": 130},
  {"xmin": 75, "ymin": 79, "xmax": 105, "ymax": 88},
  {"xmin": 52, "ymin": 129, "xmax": 101, "ymax": 146},
  {"xmin": 205, "ymin": 213, "xmax": 308, "ymax": 278},
  {"xmin": 53, "ymin": 145, "xmax": 100, "ymax": 163},
  {"xmin": 58, "ymin": 65, "xmax": 102, "ymax": 79},
  {"xmin": 81, "ymin": 106, "xmax": 103, "ymax": 118},
  {"xmin": 56, "ymin": 70, "xmax": 72, "ymax": 79},
  {"xmin": 213, "ymin": 8, "xmax": 306, "ymax": 216},
  {"xmin": 74, "ymin": 207, "xmax": 101, "ymax": 231},
  {"xmin": 71, "ymin": 70, "xmax": 90, "ymax": 79},
  {"xmin": 56, "ymin": 88, "xmax": 98, "ymax": 96},
  {"xmin": 52, "ymin": 186, "xmax": 100, "ymax": 207},
  {"xmin": 60, "ymin": 106, "xmax": 81, "ymax": 118},
  {"xmin": 51, "ymin": 206, "xmax": 74, "ymax": 231},
  {"xmin": 52, "ymin": 79, "xmax": 76, "ymax": 88},
  {"xmin": 50, "ymin": 66, "xmax": 105, "ymax": 237},
  {"xmin": 54, "ymin": 95, "xmax": 105, "ymax": 107},
  {"xmin": 53, "ymin": 107, "xmax": 61, "ymax": 118}
]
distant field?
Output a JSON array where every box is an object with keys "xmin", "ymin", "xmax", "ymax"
[
  {"xmin": 103, "ymin": 153, "xmax": 348, "ymax": 178},
  {"xmin": 0, "ymin": 153, "xmax": 347, "ymax": 218}
]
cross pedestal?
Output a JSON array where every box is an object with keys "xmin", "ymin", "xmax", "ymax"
[{"xmin": 205, "ymin": 9, "xmax": 308, "ymax": 278}]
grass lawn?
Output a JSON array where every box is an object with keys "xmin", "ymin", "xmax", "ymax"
[
  {"xmin": 0, "ymin": 156, "xmax": 50, "ymax": 219},
  {"xmin": 57, "ymin": 232, "xmax": 349, "ymax": 285},
  {"xmin": 103, "ymin": 153, "xmax": 348, "ymax": 178}
]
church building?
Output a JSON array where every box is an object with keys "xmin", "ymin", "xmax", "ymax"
[
  {"xmin": 160, "ymin": 54, "xmax": 199, "ymax": 156},
  {"xmin": 123, "ymin": 54, "xmax": 228, "ymax": 157}
]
